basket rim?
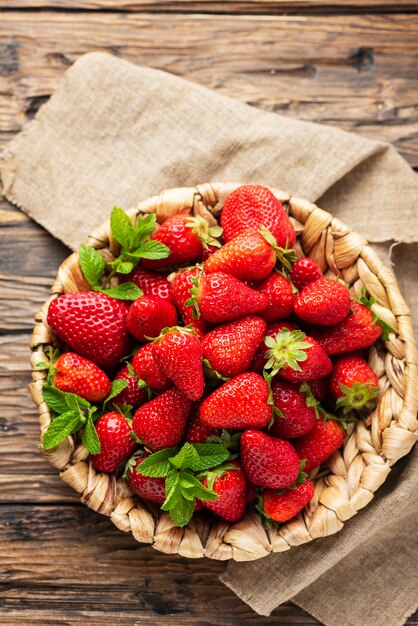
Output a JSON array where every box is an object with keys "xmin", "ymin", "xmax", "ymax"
[{"xmin": 29, "ymin": 182, "xmax": 418, "ymax": 562}]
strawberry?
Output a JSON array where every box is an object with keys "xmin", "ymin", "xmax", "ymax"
[
  {"xmin": 47, "ymin": 292, "xmax": 131, "ymax": 368},
  {"xmin": 264, "ymin": 328, "xmax": 332, "ymax": 382},
  {"xmin": 293, "ymin": 416, "xmax": 345, "ymax": 472},
  {"xmin": 290, "ymin": 257, "xmax": 322, "ymax": 291},
  {"xmin": 126, "ymin": 455, "xmax": 166, "ymax": 504},
  {"xmin": 293, "ymin": 278, "xmax": 351, "ymax": 326},
  {"xmin": 260, "ymin": 480, "xmax": 314, "ymax": 523},
  {"xmin": 310, "ymin": 300, "xmax": 383, "ymax": 355},
  {"xmin": 250, "ymin": 321, "xmax": 294, "ymax": 372},
  {"xmin": 142, "ymin": 214, "xmax": 209, "ymax": 270},
  {"xmin": 240, "ymin": 430, "xmax": 301, "ymax": 489},
  {"xmin": 131, "ymin": 343, "xmax": 171, "ymax": 393},
  {"xmin": 112, "ymin": 364, "xmax": 147, "ymax": 410},
  {"xmin": 257, "ymin": 273, "xmax": 294, "ymax": 322},
  {"xmin": 330, "ymin": 353, "xmax": 379, "ymax": 413},
  {"xmin": 170, "ymin": 267, "xmax": 209, "ymax": 335},
  {"xmin": 202, "ymin": 316, "xmax": 266, "ymax": 378},
  {"xmin": 306, "ymin": 377, "xmax": 329, "ymax": 402},
  {"xmin": 200, "ymin": 373, "xmax": 271, "ymax": 429},
  {"xmin": 200, "ymin": 461, "xmax": 247, "ymax": 522},
  {"xmin": 185, "ymin": 403, "xmax": 221, "ymax": 443},
  {"xmin": 199, "ymin": 243, "xmax": 219, "ymax": 262},
  {"xmin": 221, "ymin": 185, "xmax": 296, "ymax": 248},
  {"xmin": 91, "ymin": 412, "xmax": 137, "ymax": 473},
  {"xmin": 270, "ymin": 380, "xmax": 316, "ymax": 439},
  {"xmin": 126, "ymin": 267, "xmax": 173, "ymax": 302},
  {"xmin": 152, "ymin": 328, "xmax": 204, "ymax": 401},
  {"xmin": 192, "ymin": 272, "xmax": 268, "ymax": 323},
  {"xmin": 205, "ymin": 231, "xmax": 276, "ymax": 281},
  {"xmin": 53, "ymin": 352, "xmax": 111, "ymax": 402},
  {"xmin": 126, "ymin": 295, "xmax": 178, "ymax": 342},
  {"xmin": 132, "ymin": 388, "xmax": 191, "ymax": 450}
]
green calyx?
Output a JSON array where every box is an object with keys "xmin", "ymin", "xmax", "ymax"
[
  {"xmin": 264, "ymin": 329, "xmax": 313, "ymax": 377},
  {"xmin": 206, "ymin": 429, "xmax": 242, "ymax": 454},
  {"xmin": 259, "ymin": 226, "xmax": 297, "ymax": 271},
  {"xmin": 262, "ymin": 370, "xmax": 284, "ymax": 426},
  {"xmin": 185, "ymin": 215, "xmax": 223, "ymax": 250},
  {"xmin": 184, "ymin": 275, "xmax": 202, "ymax": 320},
  {"xmin": 357, "ymin": 289, "xmax": 396, "ymax": 340},
  {"xmin": 336, "ymin": 381, "xmax": 380, "ymax": 415},
  {"xmin": 202, "ymin": 359, "xmax": 230, "ymax": 386},
  {"xmin": 136, "ymin": 442, "xmax": 231, "ymax": 527},
  {"xmin": 150, "ymin": 324, "xmax": 198, "ymax": 343}
]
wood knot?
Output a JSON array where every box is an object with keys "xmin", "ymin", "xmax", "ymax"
[
  {"xmin": 0, "ymin": 41, "xmax": 19, "ymax": 76},
  {"xmin": 350, "ymin": 47, "xmax": 374, "ymax": 72}
]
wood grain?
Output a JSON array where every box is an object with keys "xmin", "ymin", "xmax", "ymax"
[{"xmin": 0, "ymin": 12, "xmax": 418, "ymax": 166}]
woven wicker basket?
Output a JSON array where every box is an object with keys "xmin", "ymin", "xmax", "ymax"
[{"xmin": 30, "ymin": 183, "xmax": 418, "ymax": 561}]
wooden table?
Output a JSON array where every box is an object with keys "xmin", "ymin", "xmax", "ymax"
[{"xmin": 1, "ymin": 2, "xmax": 417, "ymax": 624}]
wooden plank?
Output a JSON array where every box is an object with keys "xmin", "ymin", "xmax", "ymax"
[
  {"xmin": 0, "ymin": 12, "xmax": 418, "ymax": 165},
  {"xmin": 1, "ymin": 0, "xmax": 418, "ymax": 13}
]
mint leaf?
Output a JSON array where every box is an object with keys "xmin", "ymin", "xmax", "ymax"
[
  {"xmin": 135, "ymin": 214, "xmax": 157, "ymax": 242},
  {"xmin": 169, "ymin": 442, "xmax": 200, "ymax": 470},
  {"xmin": 100, "ymin": 282, "xmax": 143, "ymax": 301},
  {"xmin": 42, "ymin": 384, "xmax": 70, "ymax": 414},
  {"xmin": 78, "ymin": 244, "xmax": 106, "ymax": 289},
  {"xmin": 110, "ymin": 206, "xmax": 139, "ymax": 250},
  {"xmin": 168, "ymin": 495, "xmax": 195, "ymax": 527},
  {"xmin": 104, "ymin": 379, "xmax": 129, "ymax": 406},
  {"xmin": 63, "ymin": 392, "xmax": 90, "ymax": 412},
  {"xmin": 82, "ymin": 415, "xmax": 101, "ymax": 454},
  {"xmin": 161, "ymin": 473, "xmax": 182, "ymax": 510},
  {"xmin": 117, "ymin": 261, "xmax": 134, "ymax": 275},
  {"xmin": 132, "ymin": 240, "xmax": 170, "ymax": 261},
  {"xmin": 42, "ymin": 411, "xmax": 81, "ymax": 450},
  {"xmin": 179, "ymin": 473, "xmax": 218, "ymax": 502},
  {"xmin": 188, "ymin": 443, "xmax": 230, "ymax": 471},
  {"xmin": 137, "ymin": 447, "xmax": 180, "ymax": 477}
]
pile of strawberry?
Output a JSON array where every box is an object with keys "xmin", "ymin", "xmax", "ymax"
[{"xmin": 41, "ymin": 185, "xmax": 391, "ymax": 529}]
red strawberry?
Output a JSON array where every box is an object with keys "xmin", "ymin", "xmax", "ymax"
[
  {"xmin": 205, "ymin": 231, "xmax": 275, "ymax": 281},
  {"xmin": 53, "ymin": 352, "xmax": 111, "ymax": 402},
  {"xmin": 257, "ymin": 273, "xmax": 294, "ymax": 322},
  {"xmin": 245, "ymin": 483, "xmax": 257, "ymax": 506},
  {"xmin": 294, "ymin": 278, "xmax": 351, "ymax": 326},
  {"xmin": 170, "ymin": 267, "xmax": 209, "ymax": 335},
  {"xmin": 265, "ymin": 328, "xmax": 332, "ymax": 382},
  {"xmin": 47, "ymin": 292, "xmax": 131, "ymax": 368},
  {"xmin": 260, "ymin": 480, "xmax": 314, "ymax": 523},
  {"xmin": 330, "ymin": 353, "xmax": 379, "ymax": 413},
  {"xmin": 131, "ymin": 343, "xmax": 171, "ymax": 393},
  {"xmin": 126, "ymin": 267, "xmax": 173, "ymax": 302},
  {"xmin": 290, "ymin": 257, "xmax": 322, "ymax": 291},
  {"xmin": 152, "ymin": 328, "xmax": 204, "ymax": 401},
  {"xmin": 132, "ymin": 388, "xmax": 191, "ymax": 450},
  {"xmin": 202, "ymin": 316, "xmax": 266, "ymax": 378},
  {"xmin": 310, "ymin": 301, "xmax": 383, "ymax": 355},
  {"xmin": 306, "ymin": 377, "xmax": 329, "ymax": 402},
  {"xmin": 112, "ymin": 364, "xmax": 147, "ymax": 410},
  {"xmin": 141, "ymin": 214, "xmax": 203, "ymax": 270},
  {"xmin": 194, "ymin": 272, "xmax": 268, "ymax": 323},
  {"xmin": 200, "ymin": 461, "xmax": 247, "ymax": 523},
  {"xmin": 240, "ymin": 430, "xmax": 300, "ymax": 489},
  {"xmin": 199, "ymin": 243, "xmax": 219, "ymax": 262},
  {"xmin": 126, "ymin": 295, "xmax": 177, "ymax": 342},
  {"xmin": 293, "ymin": 416, "xmax": 345, "ymax": 472},
  {"xmin": 91, "ymin": 412, "xmax": 137, "ymax": 473},
  {"xmin": 270, "ymin": 380, "xmax": 316, "ymax": 438},
  {"xmin": 200, "ymin": 373, "xmax": 271, "ymax": 429},
  {"xmin": 185, "ymin": 403, "xmax": 221, "ymax": 443},
  {"xmin": 250, "ymin": 321, "xmax": 294, "ymax": 372},
  {"xmin": 221, "ymin": 185, "xmax": 295, "ymax": 248},
  {"xmin": 126, "ymin": 455, "xmax": 166, "ymax": 504}
]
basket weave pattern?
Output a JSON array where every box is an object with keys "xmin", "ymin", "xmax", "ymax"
[{"xmin": 30, "ymin": 183, "xmax": 418, "ymax": 561}]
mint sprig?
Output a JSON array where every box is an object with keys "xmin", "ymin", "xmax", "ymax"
[
  {"xmin": 137, "ymin": 442, "xmax": 230, "ymax": 527},
  {"xmin": 42, "ymin": 383, "xmax": 101, "ymax": 454},
  {"xmin": 78, "ymin": 207, "xmax": 171, "ymax": 301},
  {"xmin": 103, "ymin": 379, "xmax": 129, "ymax": 407}
]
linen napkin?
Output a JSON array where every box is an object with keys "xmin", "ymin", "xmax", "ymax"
[{"xmin": 1, "ymin": 52, "xmax": 417, "ymax": 625}]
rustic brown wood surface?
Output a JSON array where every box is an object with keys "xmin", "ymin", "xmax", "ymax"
[{"xmin": 0, "ymin": 3, "xmax": 417, "ymax": 625}]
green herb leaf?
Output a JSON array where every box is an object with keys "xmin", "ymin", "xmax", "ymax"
[
  {"xmin": 133, "ymin": 240, "xmax": 171, "ymax": 260},
  {"xmin": 117, "ymin": 261, "xmax": 134, "ymax": 275},
  {"xmin": 179, "ymin": 473, "xmax": 219, "ymax": 502},
  {"xmin": 100, "ymin": 282, "xmax": 143, "ymax": 301},
  {"xmin": 42, "ymin": 411, "xmax": 81, "ymax": 450},
  {"xmin": 104, "ymin": 379, "xmax": 129, "ymax": 406},
  {"xmin": 188, "ymin": 443, "xmax": 230, "ymax": 471},
  {"xmin": 78, "ymin": 244, "xmax": 106, "ymax": 289},
  {"xmin": 137, "ymin": 447, "xmax": 180, "ymax": 478},
  {"xmin": 135, "ymin": 214, "xmax": 157, "ymax": 242},
  {"xmin": 42, "ymin": 384, "xmax": 70, "ymax": 414},
  {"xmin": 110, "ymin": 206, "xmax": 139, "ymax": 250},
  {"xmin": 169, "ymin": 442, "xmax": 201, "ymax": 470},
  {"xmin": 82, "ymin": 415, "xmax": 101, "ymax": 454}
]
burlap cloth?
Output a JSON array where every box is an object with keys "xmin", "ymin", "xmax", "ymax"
[{"xmin": 1, "ymin": 53, "xmax": 417, "ymax": 625}]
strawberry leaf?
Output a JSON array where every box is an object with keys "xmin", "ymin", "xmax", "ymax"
[
  {"xmin": 78, "ymin": 244, "xmax": 106, "ymax": 289},
  {"xmin": 104, "ymin": 379, "xmax": 129, "ymax": 406},
  {"xmin": 100, "ymin": 282, "xmax": 143, "ymax": 301},
  {"xmin": 42, "ymin": 411, "xmax": 81, "ymax": 450},
  {"xmin": 137, "ymin": 447, "xmax": 180, "ymax": 477},
  {"xmin": 82, "ymin": 415, "xmax": 101, "ymax": 454}
]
